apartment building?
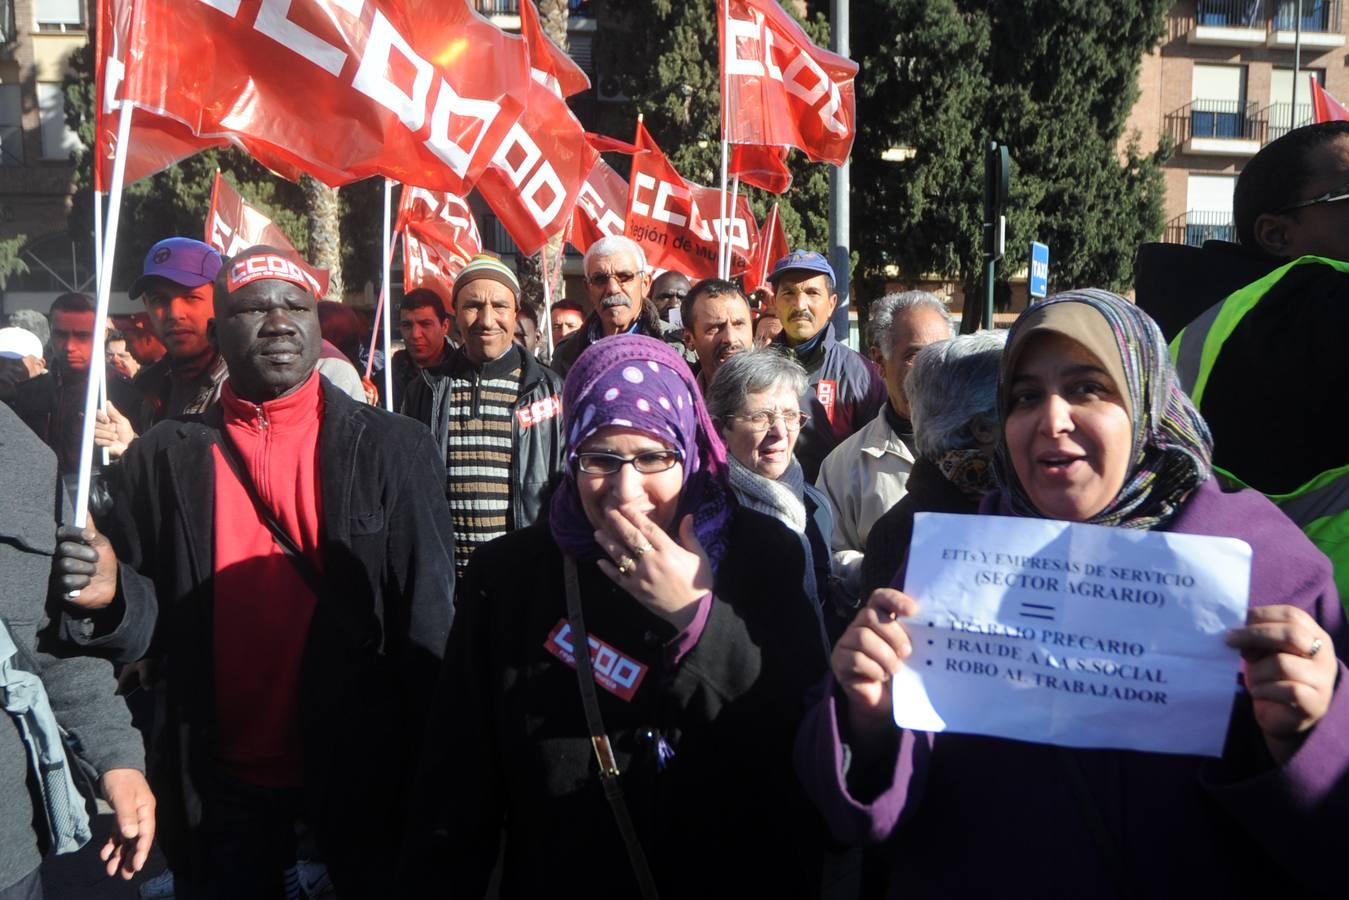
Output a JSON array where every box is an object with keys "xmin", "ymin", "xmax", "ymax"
[
  {"xmin": 0, "ymin": 0, "xmax": 89, "ymax": 312},
  {"xmin": 1126, "ymin": 0, "xmax": 1349, "ymax": 248}
]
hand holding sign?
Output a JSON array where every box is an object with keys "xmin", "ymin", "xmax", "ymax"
[
  {"xmin": 1226, "ymin": 604, "xmax": 1338, "ymax": 764},
  {"xmin": 831, "ymin": 589, "xmax": 918, "ymax": 741}
]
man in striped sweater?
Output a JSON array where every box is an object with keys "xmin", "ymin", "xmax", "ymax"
[{"xmin": 403, "ymin": 255, "xmax": 566, "ymax": 580}]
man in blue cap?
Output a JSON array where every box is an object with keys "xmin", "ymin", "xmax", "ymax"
[
  {"xmin": 128, "ymin": 237, "xmax": 229, "ymax": 426},
  {"xmin": 768, "ymin": 249, "xmax": 886, "ymax": 482}
]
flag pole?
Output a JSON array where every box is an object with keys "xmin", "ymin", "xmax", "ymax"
[
  {"xmin": 75, "ymin": 100, "xmax": 134, "ymax": 527},
  {"xmin": 717, "ymin": 0, "xmax": 731, "ymax": 279},
  {"xmin": 541, "ymin": 241, "xmax": 554, "ymax": 362},
  {"xmin": 726, "ymin": 174, "xmax": 740, "ymax": 276},
  {"xmin": 93, "ymin": 191, "xmax": 109, "ymax": 468},
  {"xmin": 380, "ymin": 179, "xmax": 395, "ymax": 411}
]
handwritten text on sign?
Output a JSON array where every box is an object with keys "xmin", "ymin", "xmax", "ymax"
[{"xmin": 893, "ymin": 513, "xmax": 1252, "ymax": 757}]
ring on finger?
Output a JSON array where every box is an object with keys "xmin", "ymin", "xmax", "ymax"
[
  {"xmin": 617, "ymin": 555, "xmax": 636, "ymax": 576},
  {"xmin": 631, "ymin": 542, "xmax": 654, "ymax": 557},
  {"xmin": 1307, "ymin": 637, "xmax": 1325, "ymax": 659}
]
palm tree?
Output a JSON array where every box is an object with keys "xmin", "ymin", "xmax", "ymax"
[{"xmin": 302, "ymin": 175, "xmax": 345, "ymax": 300}]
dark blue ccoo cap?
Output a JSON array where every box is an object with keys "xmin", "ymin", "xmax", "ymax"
[
  {"xmin": 129, "ymin": 237, "xmax": 223, "ymax": 299},
  {"xmin": 767, "ymin": 249, "xmax": 836, "ymax": 287}
]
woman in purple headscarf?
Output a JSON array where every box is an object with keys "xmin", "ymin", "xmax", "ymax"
[{"xmin": 402, "ymin": 335, "xmax": 833, "ymax": 897}]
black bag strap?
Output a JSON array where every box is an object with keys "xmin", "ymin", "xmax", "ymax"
[
  {"xmin": 563, "ymin": 557, "xmax": 660, "ymax": 900},
  {"xmin": 214, "ymin": 429, "xmax": 324, "ymax": 596}
]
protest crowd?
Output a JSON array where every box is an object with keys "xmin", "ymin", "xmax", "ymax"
[{"xmin": 2, "ymin": 2, "xmax": 1348, "ymax": 899}]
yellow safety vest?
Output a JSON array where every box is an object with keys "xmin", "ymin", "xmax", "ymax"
[{"xmin": 1171, "ymin": 255, "xmax": 1349, "ymax": 608}]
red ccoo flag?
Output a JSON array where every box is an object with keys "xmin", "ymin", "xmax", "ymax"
[
  {"xmin": 742, "ymin": 202, "xmax": 789, "ymax": 296},
  {"xmin": 205, "ymin": 171, "xmax": 330, "ymax": 297},
  {"xmin": 719, "ymin": 0, "xmax": 858, "ymax": 166},
  {"xmin": 729, "ymin": 143, "xmax": 793, "ymax": 194},
  {"xmin": 1311, "ymin": 77, "xmax": 1349, "ymax": 123},
  {"xmin": 122, "ymin": 1, "xmax": 531, "ymax": 194},
  {"xmin": 626, "ymin": 120, "xmax": 758, "ymax": 278},
  {"xmin": 568, "ymin": 158, "xmax": 630, "ymax": 254},
  {"xmin": 94, "ymin": 0, "xmax": 224, "ymax": 191},
  {"xmin": 520, "ymin": 0, "xmax": 591, "ymax": 99},
  {"xmin": 397, "ymin": 186, "xmax": 481, "ymax": 305}
]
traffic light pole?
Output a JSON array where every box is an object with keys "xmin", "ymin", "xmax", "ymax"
[{"xmin": 965, "ymin": 141, "xmax": 1009, "ymax": 334}]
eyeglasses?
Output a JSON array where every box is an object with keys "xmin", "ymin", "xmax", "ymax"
[
  {"xmin": 587, "ymin": 270, "xmax": 639, "ymax": 288},
  {"xmin": 576, "ymin": 449, "xmax": 683, "ymax": 475},
  {"xmin": 1277, "ymin": 180, "xmax": 1349, "ymax": 213},
  {"xmin": 727, "ymin": 409, "xmax": 810, "ymax": 432}
]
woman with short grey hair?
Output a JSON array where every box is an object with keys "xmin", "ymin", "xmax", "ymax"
[
  {"xmin": 707, "ymin": 349, "xmax": 834, "ymax": 632},
  {"xmin": 859, "ymin": 330, "xmax": 1006, "ymax": 597}
]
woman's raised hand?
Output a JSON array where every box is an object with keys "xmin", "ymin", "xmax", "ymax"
[
  {"xmin": 832, "ymin": 589, "xmax": 919, "ymax": 739},
  {"xmin": 595, "ymin": 510, "xmax": 713, "ymax": 630},
  {"xmin": 1225, "ymin": 604, "xmax": 1338, "ymax": 765}
]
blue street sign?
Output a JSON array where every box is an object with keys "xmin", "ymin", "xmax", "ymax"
[{"xmin": 1029, "ymin": 241, "xmax": 1049, "ymax": 299}]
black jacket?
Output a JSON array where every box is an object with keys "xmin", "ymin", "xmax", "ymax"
[
  {"xmin": 401, "ymin": 510, "xmax": 835, "ymax": 897},
  {"xmin": 549, "ymin": 300, "xmax": 679, "ymax": 376},
  {"xmin": 402, "ymin": 343, "xmax": 565, "ymax": 532},
  {"xmin": 106, "ymin": 378, "xmax": 455, "ymax": 893}
]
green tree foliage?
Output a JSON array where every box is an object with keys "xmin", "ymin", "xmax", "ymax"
[
  {"xmin": 592, "ymin": 0, "xmax": 833, "ymax": 250},
  {"xmin": 62, "ymin": 43, "xmax": 382, "ymax": 296},
  {"xmin": 852, "ymin": 0, "xmax": 1170, "ymax": 296},
  {"xmin": 0, "ymin": 234, "xmax": 30, "ymax": 289}
]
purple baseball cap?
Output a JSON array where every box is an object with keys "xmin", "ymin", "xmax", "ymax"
[
  {"xmin": 767, "ymin": 249, "xmax": 836, "ymax": 287},
  {"xmin": 129, "ymin": 237, "xmax": 223, "ymax": 300}
]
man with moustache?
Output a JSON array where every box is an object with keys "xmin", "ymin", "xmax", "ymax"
[
  {"xmin": 402, "ymin": 254, "xmax": 564, "ymax": 580},
  {"xmin": 681, "ymin": 278, "xmax": 754, "ymax": 394},
  {"xmin": 768, "ymin": 250, "xmax": 886, "ymax": 482},
  {"xmin": 549, "ymin": 235, "xmax": 676, "ymax": 376},
  {"xmin": 103, "ymin": 244, "xmax": 455, "ymax": 899}
]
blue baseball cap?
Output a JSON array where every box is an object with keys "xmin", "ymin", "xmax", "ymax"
[
  {"xmin": 129, "ymin": 237, "xmax": 223, "ymax": 300},
  {"xmin": 767, "ymin": 249, "xmax": 836, "ymax": 287}
]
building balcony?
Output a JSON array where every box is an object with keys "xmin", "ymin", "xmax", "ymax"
[
  {"xmin": 1190, "ymin": 0, "xmax": 1269, "ymax": 45},
  {"xmin": 1269, "ymin": 0, "xmax": 1345, "ymax": 47},
  {"xmin": 1165, "ymin": 210, "xmax": 1237, "ymax": 247},
  {"xmin": 1265, "ymin": 100, "xmax": 1314, "ymax": 141},
  {"xmin": 1165, "ymin": 100, "xmax": 1266, "ymax": 156}
]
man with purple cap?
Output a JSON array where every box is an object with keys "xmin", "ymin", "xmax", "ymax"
[
  {"xmin": 128, "ymin": 237, "xmax": 229, "ymax": 426},
  {"xmin": 768, "ymin": 249, "xmax": 886, "ymax": 483}
]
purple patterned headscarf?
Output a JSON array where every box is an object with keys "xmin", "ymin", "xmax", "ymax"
[{"xmin": 549, "ymin": 334, "xmax": 734, "ymax": 569}]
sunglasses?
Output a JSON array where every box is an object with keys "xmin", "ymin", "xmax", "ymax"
[
  {"xmin": 587, "ymin": 271, "xmax": 639, "ymax": 288},
  {"xmin": 1276, "ymin": 180, "xmax": 1349, "ymax": 213}
]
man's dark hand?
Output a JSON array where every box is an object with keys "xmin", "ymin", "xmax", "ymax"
[{"xmin": 54, "ymin": 524, "xmax": 118, "ymax": 610}]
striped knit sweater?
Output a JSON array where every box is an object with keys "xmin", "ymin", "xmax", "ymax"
[{"xmin": 444, "ymin": 349, "xmax": 522, "ymax": 578}]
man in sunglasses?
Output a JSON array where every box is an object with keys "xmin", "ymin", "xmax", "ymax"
[
  {"xmin": 1166, "ymin": 121, "xmax": 1349, "ymax": 603},
  {"xmin": 550, "ymin": 236, "xmax": 679, "ymax": 376}
]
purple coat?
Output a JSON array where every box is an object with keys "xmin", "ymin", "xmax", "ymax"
[{"xmin": 795, "ymin": 478, "xmax": 1348, "ymax": 898}]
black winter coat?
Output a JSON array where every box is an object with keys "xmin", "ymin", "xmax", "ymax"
[
  {"xmin": 106, "ymin": 378, "xmax": 456, "ymax": 893},
  {"xmin": 401, "ymin": 509, "xmax": 835, "ymax": 898}
]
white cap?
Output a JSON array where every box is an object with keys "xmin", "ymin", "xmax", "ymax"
[{"xmin": 0, "ymin": 326, "xmax": 42, "ymax": 361}]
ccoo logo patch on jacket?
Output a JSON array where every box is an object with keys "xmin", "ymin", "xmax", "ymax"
[
  {"xmin": 544, "ymin": 619, "xmax": 648, "ymax": 701},
  {"xmin": 815, "ymin": 379, "xmax": 837, "ymax": 425},
  {"xmin": 517, "ymin": 394, "xmax": 562, "ymax": 428}
]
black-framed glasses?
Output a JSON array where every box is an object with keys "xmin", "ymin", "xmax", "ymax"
[
  {"xmin": 1277, "ymin": 180, "xmax": 1349, "ymax": 213},
  {"xmin": 576, "ymin": 449, "xmax": 683, "ymax": 475},
  {"xmin": 727, "ymin": 409, "xmax": 810, "ymax": 432},
  {"xmin": 587, "ymin": 270, "xmax": 639, "ymax": 288}
]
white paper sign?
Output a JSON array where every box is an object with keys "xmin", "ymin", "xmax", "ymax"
[{"xmin": 893, "ymin": 513, "xmax": 1252, "ymax": 757}]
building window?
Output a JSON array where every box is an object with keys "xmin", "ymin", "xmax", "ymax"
[
  {"xmin": 1184, "ymin": 175, "xmax": 1237, "ymax": 246},
  {"xmin": 34, "ymin": 0, "xmax": 84, "ymax": 32},
  {"xmin": 38, "ymin": 83, "xmax": 81, "ymax": 161},
  {"xmin": 1191, "ymin": 64, "xmax": 1247, "ymax": 138},
  {"xmin": 1273, "ymin": 0, "xmax": 1336, "ymax": 32},
  {"xmin": 0, "ymin": 84, "xmax": 22, "ymax": 166},
  {"xmin": 1269, "ymin": 68, "xmax": 1325, "ymax": 139}
]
